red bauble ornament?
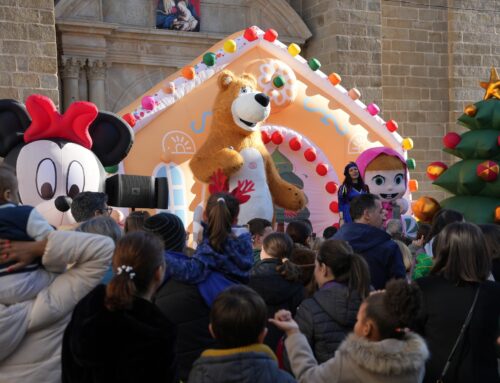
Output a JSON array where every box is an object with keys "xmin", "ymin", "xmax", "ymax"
[
  {"xmin": 443, "ymin": 132, "xmax": 461, "ymax": 149},
  {"xmin": 271, "ymin": 131, "xmax": 284, "ymax": 145},
  {"xmin": 333, "ymin": 223, "xmax": 340, "ymax": 229},
  {"xmin": 476, "ymin": 160, "xmax": 499, "ymax": 182},
  {"xmin": 289, "ymin": 137, "xmax": 302, "ymax": 151},
  {"xmin": 325, "ymin": 182, "xmax": 338, "ymax": 194},
  {"xmin": 426, "ymin": 161, "xmax": 448, "ymax": 181},
  {"xmin": 264, "ymin": 29, "xmax": 278, "ymax": 42},
  {"xmin": 261, "ymin": 131, "xmax": 271, "ymax": 144},
  {"xmin": 304, "ymin": 147, "xmax": 317, "ymax": 162},
  {"xmin": 244, "ymin": 26, "xmax": 259, "ymax": 42},
  {"xmin": 316, "ymin": 163, "xmax": 328, "ymax": 176},
  {"xmin": 122, "ymin": 113, "xmax": 136, "ymax": 127},
  {"xmin": 329, "ymin": 201, "xmax": 339, "ymax": 213}
]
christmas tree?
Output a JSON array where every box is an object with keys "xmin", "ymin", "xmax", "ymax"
[{"xmin": 430, "ymin": 68, "xmax": 500, "ymax": 223}]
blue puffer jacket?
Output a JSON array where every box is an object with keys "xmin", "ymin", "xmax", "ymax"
[
  {"xmin": 164, "ymin": 232, "xmax": 253, "ymax": 284},
  {"xmin": 333, "ymin": 222, "xmax": 405, "ymax": 289}
]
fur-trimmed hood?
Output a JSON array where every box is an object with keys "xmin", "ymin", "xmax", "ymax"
[{"xmin": 338, "ymin": 332, "xmax": 429, "ymax": 375}]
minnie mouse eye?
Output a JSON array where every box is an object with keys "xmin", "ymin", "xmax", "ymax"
[
  {"xmin": 67, "ymin": 160, "xmax": 85, "ymax": 199},
  {"xmin": 36, "ymin": 158, "xmax": 56, "ymax": 200}
]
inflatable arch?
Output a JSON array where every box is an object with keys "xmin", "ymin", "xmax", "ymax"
[{"xmin": 119, "ymin": 27, "xmax": 413, "ymax": 237}]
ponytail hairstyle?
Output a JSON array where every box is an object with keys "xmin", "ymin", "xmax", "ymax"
[
  {"xmin": 105, "ymin": 231, "xmax": 165, "ymax": 311},
  {"xmin": 316, "ymin": 240, "xmax": 371, "ymax": 299},
  {"xmin": 262, "ymin": 232, "xmax": 301, "ymax": 282},
  {"xmin": 364, "ymin": 279, "xmax": 422, "ymax": 340},
  {"xmin": 205, "ymin": 192, "xmax": 240, "ymax": 253}
]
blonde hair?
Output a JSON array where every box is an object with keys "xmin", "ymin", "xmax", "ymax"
[{"xmin": 394, "ymin": 240, "xmax": 412, "ymax": 272}]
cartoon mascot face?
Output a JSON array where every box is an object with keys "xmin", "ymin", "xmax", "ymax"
[{"xmin": 0, "ymin": 94, "xmax": 133, "ymax": 227}]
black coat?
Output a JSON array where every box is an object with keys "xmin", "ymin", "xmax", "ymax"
[
  {"xmin": 155, "ymin": 279, "xmax": 215, "ymax": 381},
  {"xmin": 294, "ymin": 282, "xmax": 362, "ymax": 363},
  {"xmin": 62, "ymin": 284, "xmax": 178, "ymax": 383},
  {"xmin": 415, "ymin": 276, "xmax": 500, "ymax": 383},
  {"xmin": 248, "ymin": 259, "xmax": 304, "ymax": 352}
]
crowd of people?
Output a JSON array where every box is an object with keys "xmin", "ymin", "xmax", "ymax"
[{"xmin": 0, "ymin": 163, "xmax": 499, "ymax": 383}]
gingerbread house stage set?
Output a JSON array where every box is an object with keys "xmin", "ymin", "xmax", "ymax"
[{"xmin": 119, "ymin": 26, "xmax": 416, "ymax": 239}]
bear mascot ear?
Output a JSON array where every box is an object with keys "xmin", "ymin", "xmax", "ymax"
[
  {"xmin": 89, "ymin": 112, "xmax": 134, "ymax": 167},
  {"xmin": 0, "ymin": 99, "xmax": 31, "ymax": 157},
  {"xmin": 217, "ymin": 70, "xmax": 236, "ymax": 91}
]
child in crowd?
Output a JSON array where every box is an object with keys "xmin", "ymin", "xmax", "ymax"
[
  {"xmin": 271, "ymin": 279, "xmax": 429, "ymax": 383},
  {"xmin": 394, "ymin": 240, "xmax": 413, "ymax": 281},
  {"xmin": 479, "ymin": 223, "xmax": 500, "ymax": 281},
  {"xmin": 290, "ymin": 247, "xmax": 317, "ymax": 298},
  {"xmin": 62, "ymin": 232, "xmax": 177, "ymax": 383},
  {"xmin": 124, "ymin": 210, "xmax": 151, "ymax": 233},
  {"xmin": 249, "ymin": 232, "xmax": 304, "ymax": 351},
  {"xmin": 247, "ymin": 217, "xmax": 273, "ymax": 263},
  {"xmin": 292, "ymin": 240, "xmax": 370, "ymax": 363},
  {"xmin": 188, "ymin": 285, "xmax": 296, "ymax": 383}
]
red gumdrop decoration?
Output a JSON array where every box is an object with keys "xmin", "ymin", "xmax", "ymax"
[
  {"xmin": 316, "ymin": 163, "xmax": 328, "ymax": 176},
  {"xmin": 261, "ymin": 131, "xmax": 271, "ymax": 144},
  {"xmin": 271, "ymin": 131, "xmax": 284, "ymax": 145},
  {"xmin": 304, "ymin": 147, "xmax": 317, "ymax": 162},
  {"xmin": 289, "ymin": 137, "xmax": 302, "ymax": 151},
  {"xmin": 244, "ymin": 26, "xmax": 259, "ymax": 42},
  {"xmin": 264, "ymin": 29, "xmax": 278, "ymax": 42},
  {"xmin": 325, "ymin": 182, "xmax": 338, "ymax": 194},
  {"xmin": 122, "ymin": 113, "xmax": 136, "ymax": 127},
  {"xmin": 443, "ymin": 132, "xmax": 461, "ymax": 149},
  {"xmin": 386, "ymin": 119, "xmax": 398, "ymax": 132},
  {"xmin": 329, "ymin": 201, "xmax": 339, "ymax": 213}
]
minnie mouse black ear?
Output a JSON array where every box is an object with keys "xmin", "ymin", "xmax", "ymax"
[
  {"xmin": 0, "ymin": 99, "xmax": 31, "ymax": 157},
  {"xmin": 89, "ymin": 112, "xmax": 134, "ymax": 167}
]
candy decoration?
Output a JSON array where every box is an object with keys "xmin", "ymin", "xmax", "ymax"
[
  {"xmin": 443, "ymin": 132, "xmax": 461, "ymax": 149},
  {"xmin": 261, "ymin": 130, "xmax": 271, "ymax": 144},
  {"xmin": 386, "ymin": 119, "xmax": 398, "ymax": 132},
  {"xmin": 182, "ymin": 66, "xmax": 196, "ymax": 80},
  {"xmin": 328, "ymin": 73, "xmax": 341, "ymax": 85},
  {"xmin": 105, "ymin": 165, "xmax": 119, "ymax": 174},
  {"xmin": 402, "ymin": 137, "xmax": 414, "ymax": 150},
  {"xmin": 141, "ymin": 96, "xmax": 155, "ymax": 111},
  {"xmin": 304, "ymin": 147, "xmax": 317, "ymax": 162},
  {"xmin": 495, "ymin": 206, "xmax": 500, "ymax": 223},
  {"xmin": 426, "ymin": 161, "xmax": 448, "ymax": 180},
  {"xmin": 264, "ymin": 29, "xmax": 278, "ymax": 42},
  {"xmin": 288, "ymin": 43, "xmax": 301, "ymax": 56},
  {"xmin": 289, "ymin": 137, "xmax": 302, "ymax": 151},
  {"xmin": 223, "ymin": 39, "xmax": 237, "ymax": 53},
  {"xmin": 308, "ymin": 58, "xmax": 321, "ymax": 71},
  {"xmin": 408, "ymin": 179, "xmax": 419, "ymax": 192},
  {"xmin": 348, "ymin": 88, "xmax": 361, "ymax": 100},
  {"xmin": 163, "ymin": 81, "xmax": 175, "ymax": 94},
  {"xmin": 244, "ymin": 26, "xmax": 259, "ymax": 42},
  {"xmin": 412, "ymin": 196, "xmax": 441, "ymax": 224},
  {"xmin": 464, "ymin": 104, "xmax": 477, "ymax": 117},
  {"xmin": 273, "ymin": 75, "xmax": 285, "ymax": 88},
  {"xmin": 316, "ymin": 163, "xmax": 328, "ymax": 176},
  {"xmin": 325, "ymin": 182, "xmax": 338, "ymax": 194},
  {"xmin": 329, "ymin": 201, "xmax": 339, "ymax": 213},
  {"xmin": 406, "ymin": 158, "xmax": 416, "ymax": 170},
  {"xmin": 271, "ymin": 131, "xmax": 284, "ymax": 145},
  {"xmin": 122, "ymin": 113, "xmax": 136, "ymax": 127},
  {"xmin": 203, "ymin": 52, "xmax": 216, "ymax": 66},
  {"xmin": 476, "ymin": 160, "xmax": 499, "ymax": 182},
  {"xmin": 366, "ymin": 103, "xmax": 380, "ymax": 116}
]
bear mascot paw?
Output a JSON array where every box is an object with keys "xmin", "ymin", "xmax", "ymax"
[{"xmin": 189, "ymin": 70, "xmax": 306, "ymax": 225}]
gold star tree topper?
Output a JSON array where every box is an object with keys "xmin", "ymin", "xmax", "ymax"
[{"xmin": 480, "ymin": 67, "xmax": 500, "ymax": 100}]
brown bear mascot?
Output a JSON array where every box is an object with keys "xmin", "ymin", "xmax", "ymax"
[{"xmin": 189, "ymin": 70, "xmax": 306, "ymax": 224}]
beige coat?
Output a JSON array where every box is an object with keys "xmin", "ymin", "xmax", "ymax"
[
  {"xmin": 0, "ymin": 231, "xmax": 114, "ymax": 383},
  {"xmin": 286, "ymin": 331, "xmax": 429, "ymax": 383}
]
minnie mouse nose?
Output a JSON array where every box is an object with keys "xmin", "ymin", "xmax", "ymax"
[
  {"xmin": 55, "ymin": 196, "xmax": 73, "ymax": 212},
  {"xmin": 255, "ymin": 93, "xmax": 270, "ymax": 107}
]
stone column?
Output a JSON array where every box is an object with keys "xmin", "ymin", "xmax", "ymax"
[
  {"xmin": 61, "ymin": 57, "xmax": 81, "ymax": 111},
  {"xmin": 87, "ymin": 60, "xmax": 108, "ymax": 110},
  {"xmin": 79, "ymin": 60, "xmax": 88, "ymax": 102}
]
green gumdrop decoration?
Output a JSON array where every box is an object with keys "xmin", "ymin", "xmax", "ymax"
[
  {"xmin": 308, "ymin": 58, "xmax": 321, "ymax": 71},
  {"xmin": 203, "ymin": 52, "xmax": 216, "ymax": 67},
  {"xmin": 406, "ymin": 158, "xmax": 416, "ymax": 170},
  {"xmin": 273, "ymin": 75, "xmax": 285, "ymax": 88},
  {"xmin": 105, "ymin": 165, "xmax": 119, "ymax": 174}
]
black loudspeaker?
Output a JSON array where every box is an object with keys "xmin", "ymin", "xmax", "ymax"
[{"xmin": 105, "ymin": 175, "xmax": 168, "ymax": 209}]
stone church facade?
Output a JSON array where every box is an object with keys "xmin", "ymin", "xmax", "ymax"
[{"xmin": 1, "ymin": 0, "xmax": 499, "ymax": 199}]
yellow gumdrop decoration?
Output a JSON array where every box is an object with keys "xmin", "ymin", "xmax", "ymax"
[
  {"xmin": 288, "ymin": 43, "xmax": 301, "ymax": 57},
  {"xmin": 402, "ymin": 137, "xmax": 414, "ymax": 150},
  {"xmin": 223, "ymin": 40, "xmax": 237, "ymax": 53}
]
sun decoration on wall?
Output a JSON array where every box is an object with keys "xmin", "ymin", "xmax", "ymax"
[
  {"xmin": 480, "ymin": 67, "xmax": 500, "ymax": 100},
  {"xmin": 162, "ymin": 131, "xmax": 195, "ymax": 154}
]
